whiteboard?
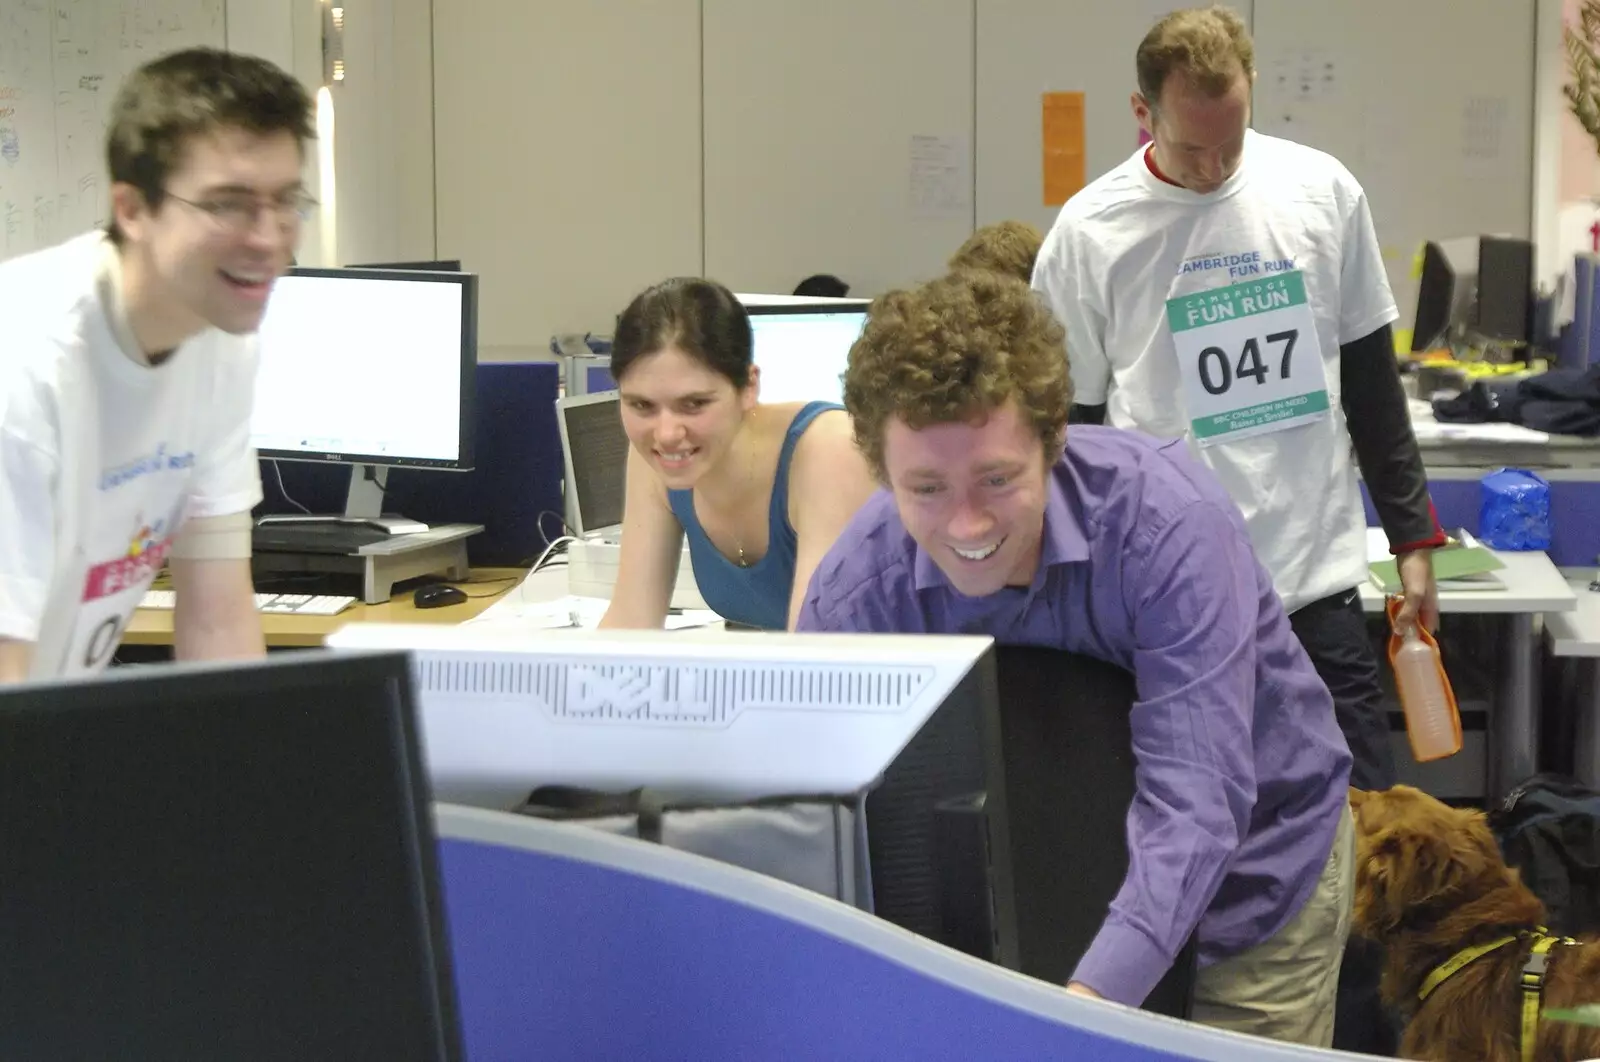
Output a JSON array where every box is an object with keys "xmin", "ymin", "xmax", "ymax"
[
  {"xmin": 1251, "ymin": 0, "xmax": 1535, "ymax": 342},
  {"xmin": 0, "ymin": 0, "xmax": 225, "ymax": 262}
]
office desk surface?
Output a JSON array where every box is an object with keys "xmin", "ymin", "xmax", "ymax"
[
  {"xmin": 122, "ymin": 567, "xmax": 529, "ymax": 649},
  {"xmin": 1356, "ymin": 534, "xmax": 1576, "ymax": 615}
]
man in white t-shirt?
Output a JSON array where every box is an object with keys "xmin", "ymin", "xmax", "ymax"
[
  {"xmin": 1031, "ymin": 7, "xmax": 1438, "ymax": 1053},
  {"xmin": 0, "ymin": 48, "xmax": 315, "ymax": 683}
]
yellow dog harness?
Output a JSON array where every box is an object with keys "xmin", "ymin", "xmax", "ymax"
[{"xmin": 1417, "ymin": 927, "xmax": 1579, "ymax": 1062}]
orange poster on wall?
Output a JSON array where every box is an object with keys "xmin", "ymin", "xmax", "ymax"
[{"xmin": 1042, "ymin": 91, "xmax": 1086, "ymax": 207}]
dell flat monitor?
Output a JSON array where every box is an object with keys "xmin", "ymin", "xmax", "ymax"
[
  {"xmin": 252, "ymin": 267, "xmax": 478, "ymax": 527},
  {"xmin": 0, "ymin": 652, "xmax": 464, "ymax": 1061},
  {"xmin": 556, "ymin": 390, "xmax": 628, "ymax": 537},
  {"xmin": 746, "ymin": 303, "xmax": 869, "ymax": 405},
  {"xmin": 323, "ymin": 624, "xmax": 1196, "ymax": 1018}
]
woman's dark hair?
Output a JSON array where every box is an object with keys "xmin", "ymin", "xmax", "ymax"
[{"xmin": 610, "ymin": 277, "xmax": 753, "ymax": 388}]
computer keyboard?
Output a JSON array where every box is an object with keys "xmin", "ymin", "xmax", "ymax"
[{"xmin": 138, "ymin": 590, "xmax": 357, "ymax": 617}]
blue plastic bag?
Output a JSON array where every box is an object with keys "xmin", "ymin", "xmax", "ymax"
[{"xmin": 1478, "ymin": 468, "xmax": 1552, "ymax": 551}]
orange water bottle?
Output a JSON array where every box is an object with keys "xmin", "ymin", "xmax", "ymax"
[{"xmin": 1385, "ymin": 596, "xmax": 1462, "ymax": 762}]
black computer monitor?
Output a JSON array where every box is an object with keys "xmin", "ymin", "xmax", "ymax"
[
  {"xmin": 253, "ymin": 267, "xmax": 478, "ymax": 525},
  {"xmin": 1412, "ymin": 235, "xmax": 1532, "ymax": 353},
  {"xmin": 0, "ymin": 653, "xmax": 464, "ymax": 1062},
  {"xmin": 1477, "ymin": 235, "xmax": 1534, "ymax": 344},
  {"xmin": 347, "ymin": 259, "xmax": 464, "ymax": 272},
  {"xmin": 869, "ymin": 642, "xmax": 1197, "ymax": 1019},
  {"xmin": 317, "ymin": 626, "xmax": 1195, "ymax": 1019}
]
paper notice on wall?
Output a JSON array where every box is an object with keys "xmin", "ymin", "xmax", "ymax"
[
  {"xmin": 909, "ymin": 134, "xmax": 971, "ymax": 219},
  {"xmin": 1461, "ymin": 95, "xmax": 1509, "ymax": 166},
  {"xmin": 1267, "ymin": 47, "xmax": 1340, "ymax": 106},
  {"xmin": 1042, "ymin": 92, "xmax": 1087, "ymax": 206}
]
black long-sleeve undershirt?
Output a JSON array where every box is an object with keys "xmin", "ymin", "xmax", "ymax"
[{"xmin": 1339, "ymin": 323, "xmax": 1440, "ymax": 551}]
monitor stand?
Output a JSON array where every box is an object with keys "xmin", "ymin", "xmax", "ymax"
[
  {"xmin": 257, "ymin": 464, "xmax": 429, "ymax": 535},
  {"xmin": 253, "ymin": 464, "xmax": 483, "ymax": 604}
]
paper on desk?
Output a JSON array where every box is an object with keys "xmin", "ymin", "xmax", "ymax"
[
  {"xmin": 465, "ymin": 591, "xmax": 720, "ymax": 633},
  {"xmin": 1414, "ymin": 412, "xmax": 1548, "ymax": 444}
]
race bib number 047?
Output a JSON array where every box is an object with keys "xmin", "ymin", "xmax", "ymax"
[{"xmin": 1165, "ymin": 271, "xmax": 1330, "ymax": 446}]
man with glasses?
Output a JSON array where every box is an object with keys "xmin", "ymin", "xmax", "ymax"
[{"xmin": 0, "ymin": 48, "xmax": 314, "ymax": 681}]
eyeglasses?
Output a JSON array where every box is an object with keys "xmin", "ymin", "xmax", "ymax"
[{"xmin": 164, "ymin": 190, "xmax": 319, "ymax": 233}]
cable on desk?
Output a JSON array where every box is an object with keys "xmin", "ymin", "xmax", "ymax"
[
  {"xmin": 487, "ymin": 536, "xmax": 578, "ymax": 610},
  {"xmin": 537, "ymin": 510, "xmax": 573, "ymax": 549},
  {"xmin": 531, "ymin": 536, "xmax": 576, "ymax": 575}
]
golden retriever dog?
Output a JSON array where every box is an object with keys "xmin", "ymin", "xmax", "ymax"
[{"xmin": 1349, "ymin": 784, "xmax": 1600, "ymax": 1061}]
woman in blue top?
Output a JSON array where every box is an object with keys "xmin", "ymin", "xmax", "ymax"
[{"xmin": 597, "ymin": 278, "xmax": 877, "ymax": 631}]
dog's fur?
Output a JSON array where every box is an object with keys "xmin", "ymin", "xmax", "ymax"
[{"xmin": 1350, "ymin": 785, "xmax": 1600, "ymax": 1061}]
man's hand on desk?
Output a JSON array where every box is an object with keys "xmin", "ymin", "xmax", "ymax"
[
  {"xmin": 1065, "ymin": 982, "xmax": 1104, "ymax": 1001},
  {"xmin": 1395, "ymin": 549, "xmax": 1440, "ymax": 634}
]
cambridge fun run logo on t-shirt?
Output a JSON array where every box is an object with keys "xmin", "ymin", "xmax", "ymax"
[
  {"xmin": 72, "ymin": 442, "xmax": 195, "ymax": 670},
  {"xmin": 1176, "ymin": 249, "xmax": 1296, "ymax": 281}
]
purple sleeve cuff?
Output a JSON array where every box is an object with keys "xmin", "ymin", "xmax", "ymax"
[{"xmin": 1070, "ymin": 919, "xmax": 1175, "ymax": 1007}]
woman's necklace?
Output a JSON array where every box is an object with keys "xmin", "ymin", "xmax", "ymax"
[{"xmin": 721, "ymin": 423, "xmax": 756, "ymax": 568}]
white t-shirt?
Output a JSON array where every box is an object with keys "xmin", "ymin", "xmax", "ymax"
[
  {"xmin": 1032, "ymin": 129, "xmax": 1398, "ymax": 613},
  {"xmin": 0, "ymin": 232, "xmax": 262, "ymax": 679}
]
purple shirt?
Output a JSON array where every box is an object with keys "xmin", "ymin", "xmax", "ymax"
[{"xmin": 797, "ymin": 426, "xmax": 1352, "ymax": 1006}]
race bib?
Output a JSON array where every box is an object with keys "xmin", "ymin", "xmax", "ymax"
[
  {"xmin": 1166, "ymin": 271, "xmax": 1330, "ymax": 447},
  {"xmin": 63, "ymin": 503, "xmax": 185, "ymax": 675}
]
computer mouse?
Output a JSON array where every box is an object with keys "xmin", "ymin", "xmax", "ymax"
[{"xmin": 413, "ymin": 584, "xmax": 468, "ymax": 609}]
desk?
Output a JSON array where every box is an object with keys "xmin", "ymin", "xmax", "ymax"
[
  {"xmin": 1358, "ymin": 538, "xmax": 1575, "ymax": 798},
  {"xmin": 1409, "ymin": 401, "xmax": 1600, "ymax": 474},
  {"xmin": 122, "ymin": 567, "xmax": 530, "ymax": 650}
]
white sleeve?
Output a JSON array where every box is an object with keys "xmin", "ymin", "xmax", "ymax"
[
  {"xmin": 1338, "ymin": 184, "xmax": 1400, "ymax": 345},
  {"xmin": 1032, "ymin": 224, "xmax": 1113, "ymax": 405},
  {"xmin": 0, "ymin": 426, "xmax": 57, "ymax": 644},
  {"xmin": 187, "ymin": 342, "xmax": 263, "ymax": 520}
]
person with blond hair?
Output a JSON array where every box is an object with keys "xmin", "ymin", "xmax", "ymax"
[
  {"xmin": 948, "ymin": 219, "xmax": 1043, "ymax": 284},
  {"xmin": 798, "ymin": 270, "xmax": 1355, "ymax": 1046}
]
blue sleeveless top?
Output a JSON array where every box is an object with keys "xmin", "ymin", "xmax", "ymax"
[{"xmin": 668, "ymin": 401, "xmax": 841, "ymax": 630}]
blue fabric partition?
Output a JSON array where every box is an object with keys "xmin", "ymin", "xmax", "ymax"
[
  {"xmin": 1362, "ymin": 479, "xmax": 1600, "ymax": 567},
  {"xmin": 434, "ymin": 809, "xmax": 1365, "ymax": 1062}
]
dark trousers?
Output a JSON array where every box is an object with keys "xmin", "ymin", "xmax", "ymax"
[{"xmin": 1289, "ymin": 586, "xmax": 1399, "ymax": 1057}]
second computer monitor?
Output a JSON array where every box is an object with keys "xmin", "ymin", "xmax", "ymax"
[
  {"xmin": 253, "ymin": 268, "xmax": 478, "ymax": 469},
  {"xmin": 747, "ymin": 303, "xmax": 869, "ymax": 405},
  {"xmin": 1411, "ymin": 234, "xmax": 1532, "ymax": 353}
]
